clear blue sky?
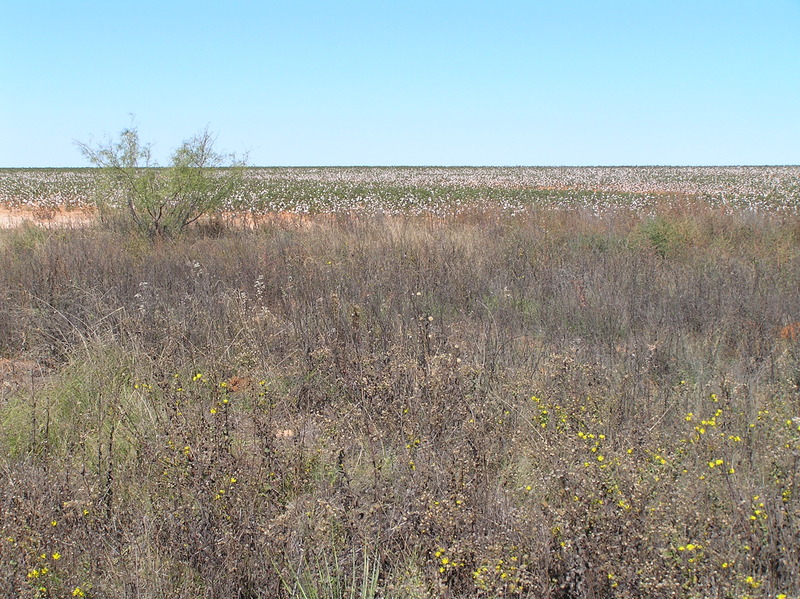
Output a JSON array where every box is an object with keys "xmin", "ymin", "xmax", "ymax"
[{"xmin": 2, "ymin": 0, "xmax": 799, "ymax": 167}]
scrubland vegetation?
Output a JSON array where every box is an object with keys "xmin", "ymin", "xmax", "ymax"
[{"xmin": 1, "ymin": 168, "xmax": 800, "ymax": 598}]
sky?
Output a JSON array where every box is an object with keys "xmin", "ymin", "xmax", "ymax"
[{"xmin": 2, "ymin": 0, "xmax": 799, "ymax": 167}]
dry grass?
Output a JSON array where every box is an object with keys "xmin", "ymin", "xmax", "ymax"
[{"xmin": 1, "ymin": 201, "xmax": 799, "ymax": 598}]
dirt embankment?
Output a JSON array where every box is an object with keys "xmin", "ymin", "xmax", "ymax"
[
  {"xmin": 0, "ymin": 206, "xmax": 96, "ymax": 229},
  {"xmin": 0, "ymin": 205, "xmax": 328, "ymax": 230}
]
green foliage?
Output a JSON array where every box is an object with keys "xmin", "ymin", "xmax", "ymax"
[
  {"xmin": 77, "ymin": 126, "xmax": 245, "ymax": 238},
  {"xmin": 279, "ymin": 546, "xmax": 382, "ymax": 599},
  {"xmin": 637, "ymin": 215, "xmax": 697, "ymax": 258}
]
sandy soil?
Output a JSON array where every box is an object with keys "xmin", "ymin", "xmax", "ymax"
[
  {"xmin": 0, "ymin": 358, "xmax": 48, "ymax": 403},
  {"xmin": 0, "ymin": 206, "xmax": 96, "ymax": 229},
  {"xmin": 0, "ymin": 205, "xmax": 322, "ymax": 230}
]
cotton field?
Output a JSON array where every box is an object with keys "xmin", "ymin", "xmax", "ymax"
[{"xmin": 1, "ymin": 166, "xmax": 798, "ymax": 216}]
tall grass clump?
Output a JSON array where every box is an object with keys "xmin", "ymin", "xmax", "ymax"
[{"xmin": 1, "ymin": 201, "xmax": 799, "ymax": 598}]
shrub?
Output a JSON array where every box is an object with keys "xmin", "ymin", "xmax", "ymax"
[{"xmin": 77, "ymin": 126, "xmax": 245, "ymax": 239}]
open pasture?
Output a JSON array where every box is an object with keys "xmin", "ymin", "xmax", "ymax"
[{"xmin": 1, "ymin": 167, "xmax": 800, "ymax": 598}]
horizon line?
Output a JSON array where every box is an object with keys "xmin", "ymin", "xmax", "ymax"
[{"xmin": 2, "ymin": 164, "xmax": 799, "ymax": 170}]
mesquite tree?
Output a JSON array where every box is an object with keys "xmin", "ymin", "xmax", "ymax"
[{"xmin": 78, "ymin": 126, "xmax": 246, "ymax": 238}]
